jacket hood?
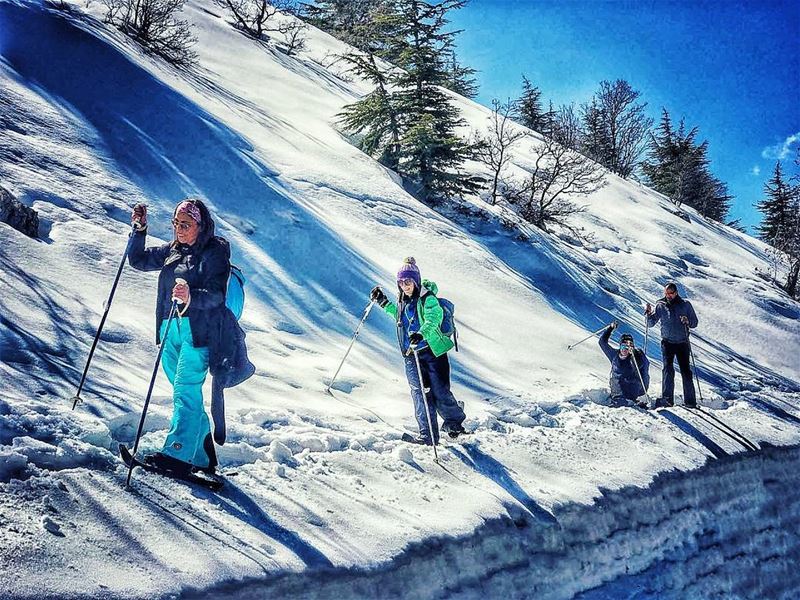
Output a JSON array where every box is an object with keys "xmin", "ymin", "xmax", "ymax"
[{"xmin": 421, "ymin": 279, "xmax": 438, "ymax": 295}]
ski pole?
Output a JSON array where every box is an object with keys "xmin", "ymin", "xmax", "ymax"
[
  {"xmin": 411, "ymin": 345, "xmax": 439, "ymax": 463},
  {"xmin": 126, "ymin": 300, "xmax": 178, "ymax": 487},
  {"xmin": 685, "ymin": 324, "xmax": 704, "ymax": 404},
  {"xmin": 71, "ymin": 223, "xmax": 138, "ymax": 410},
  {"xmin": 567, "ymin": 324, "xmax": 612, "ymax": 350},
  {"xmin": 629, "ymin": 346, "xmax": 652, "ymax": 408},
  {"xmin": 644, "ymin": 316, "xmax": 650, "ymax": 357},
  {"xmin": 326, "ymin": 301, "xmax": 374, "ymax": 394}
]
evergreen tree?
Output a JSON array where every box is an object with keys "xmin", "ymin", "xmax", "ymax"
[
  {"xmin": 756, "ymin": 162, "xmax": 794, "ymax": 245},
  {"xmin": 392, "ymin": 0, "xmax": 480, "ymax": 199},
  {"xmin": 336, "ymin": 2, "xmax": 403, "ymax": 169},
  {"xmin": 441, "ymin": 49, "xmax": 479, "ymax": 98},
  {"xmin": 579, "ymin": 98, "xmax": 609, "ymax": 165},
  {"xmin": 337, "ymin": 52, "xmax": 402, "ymax": 169},
  {"xmin": 338, "ymin": 0, "xmax": 479, "ymax": 200},
  {"xmin": 756, "ymin": 162, "xmax": 800, "ymax": 297},
  {"xmin": 693, "ymin": 169, "xmax": 733, "ymax": 221},
  {"xmin": 641, "ymin": 110, "xmax": 677, "ymax": 196},
  {"xmin": 642, "ymin": 109, "xmax": 732, "ymax": 222},
  {"xmin": 514, "ymin": 76, "xmax": 551, "ymax": 133},
  {"xmin": 301, "ymin": 0, "xmax": 378, "ymax": 51}
]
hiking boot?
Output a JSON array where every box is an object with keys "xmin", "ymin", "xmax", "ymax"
[
  {"xmin": 402, "ymin": 432, "xmax": 436, "ymax": 446},
  {"xmin": 447, "ymin": 425, "xmax": 468, "ymax": 439}
]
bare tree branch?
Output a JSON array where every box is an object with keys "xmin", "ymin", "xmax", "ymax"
[
  {"xmin": 473, "ymin": 99, "xmax": 527, "ymax": 205},
  {"xmin": 102, "ymin": 0, "xmax": 198, "ymax": 66},
  {"xmin": 505, "ymin": 136, "xmax": 606, "ymax": 234}
]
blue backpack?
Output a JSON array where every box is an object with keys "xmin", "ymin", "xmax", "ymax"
[
  {"xmin": 226, "ymin": 265, "xmax": 245, "ymax": 320},
  {"xmin": 436, "ymin": 296, "xmax": 459, "ymax": 351}
]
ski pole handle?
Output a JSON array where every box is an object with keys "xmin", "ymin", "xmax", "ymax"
[
  {"xmin": 173, "ymin": 278, "xmax": 188, "ymax": 304},
  {"xmin": 132, "ymin": 203, "xmax": 147, "ymax": 231}
]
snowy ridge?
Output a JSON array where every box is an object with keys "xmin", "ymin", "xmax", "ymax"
[
  {"xmin": 1, "ymin": 0, "xmax": 799, "ymax": 597},
  {"xmin": 188, "ymin": 444, "xmax": 800, "ymax": 600}
]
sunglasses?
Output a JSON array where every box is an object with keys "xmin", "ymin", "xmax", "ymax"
[
  {"xmin": 398, "ymin": 278, "xmax": 416, "ymax": 286},
  {"xmin": 172, "ymin": 219, "xmax": 196, "ymax": 231}
]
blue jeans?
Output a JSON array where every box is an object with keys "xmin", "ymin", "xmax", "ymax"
[
  {"xmin": 404, "ymin": 349, "xmax": 466, "ymax": 443},
  {"xmin": 159, "ymin": 318, "xmax": 215, "ymax": 468}
]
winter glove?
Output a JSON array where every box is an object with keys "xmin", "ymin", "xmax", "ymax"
[
  {"xmin": 609, "ymin": 320, "xmax": 618, "ymax": 331},
  {"xmin": 370, "ymin": 286, "xmax": 388, "ymax": 307},
  {"xmin": 132, "ymin": 203, "xmax": 147, "ymax": 231},
  {"xmin": 409, "ymin": 332, "xmax": 424, "ymax": 346},
  {"xmin": 644, "ymin": 303, "xmax": 654, "ymax": 316},
  {"xmin": 679, "ymin": 315, "xmax": 689, "ymax": 325}
]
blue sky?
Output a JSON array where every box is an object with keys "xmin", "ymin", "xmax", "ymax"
[{"xmin": 448, "ymin": 0, "xmax": 799, "ymax": 232}]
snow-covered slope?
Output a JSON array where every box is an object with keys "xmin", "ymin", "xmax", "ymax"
[{"xmin": 1, "ymin": 1, "xmax": 799, "ymax": 598}]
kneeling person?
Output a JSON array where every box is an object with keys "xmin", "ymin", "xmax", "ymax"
[{"xmin": 599, "ymin": 322, "xmax": 650, "ymax": 407}]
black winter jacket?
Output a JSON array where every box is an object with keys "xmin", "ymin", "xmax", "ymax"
[{"xmin": 128, "ymin": 229, "xmax": 230, "ymax": 348}]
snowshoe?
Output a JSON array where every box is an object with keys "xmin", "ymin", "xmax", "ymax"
[{"xmin": 119, "ymin": 444, "xmax": 224, "ymax": 492}]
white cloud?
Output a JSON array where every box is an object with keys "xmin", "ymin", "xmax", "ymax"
[
  {"xmin": 761, "ymin": 131, "xmax": 800, "ymax": 160},
  {"xmin": 751, "ymin": 165, "xmax": 761, "ymax": 176}
]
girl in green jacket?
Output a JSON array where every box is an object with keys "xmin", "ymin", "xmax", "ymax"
[{"xmin": 370, "ymin": 258, "xmax": 466, "ymax": 445}]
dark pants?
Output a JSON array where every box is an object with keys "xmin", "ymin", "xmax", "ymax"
[
  {"xmin": 661, "ymin": 340, "xmax": 696, "ymax": 405},
  {"xmin": 404, "ymin": 349, "xmax": 466, "ymax": 443}
]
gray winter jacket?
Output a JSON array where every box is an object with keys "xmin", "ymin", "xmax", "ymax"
[{"xmin": 646, "ymin": 295, "xmax": 698, "ymax": 343}]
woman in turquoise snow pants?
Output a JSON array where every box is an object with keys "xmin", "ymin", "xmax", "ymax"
[{"xmin": 129, "ymin": 198, "xmax": 231, "ymax": 474}]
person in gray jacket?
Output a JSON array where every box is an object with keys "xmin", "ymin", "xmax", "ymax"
[{"xmin": 645, "ymin": 282, "xmax": 699, "ymax": 407}]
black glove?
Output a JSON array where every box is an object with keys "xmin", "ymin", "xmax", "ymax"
[
  {"xmin": 409, "ymin": 332, "xmax": 424, "ymax": 346},
  {"xmin": 370, "ymin": 286, "xmax": 388, "ymax": 307}
]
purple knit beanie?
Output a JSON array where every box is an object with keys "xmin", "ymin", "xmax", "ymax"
[{"xmin": 396, "ymin": 257, "xmax": 421, "ymax": 288}]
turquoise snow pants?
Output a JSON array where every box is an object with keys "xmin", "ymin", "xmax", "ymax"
[{"xmin": 159, "ymin": 318, "xmax": 214, "ymax": 468}]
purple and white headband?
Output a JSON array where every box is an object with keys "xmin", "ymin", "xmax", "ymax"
[{"xmin": 176, "ymin": 200, "xmax": 202, "ymax": 224}]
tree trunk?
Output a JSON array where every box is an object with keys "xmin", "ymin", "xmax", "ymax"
[{"xmin": 784, "ymin": 259, "xmax": 800, "ymax": 298}]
